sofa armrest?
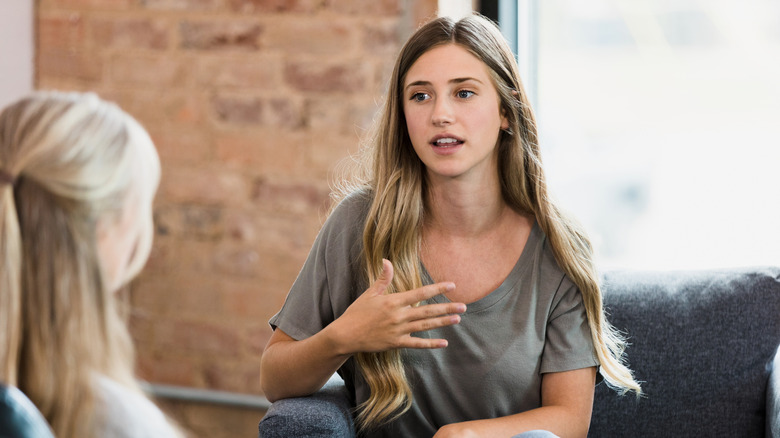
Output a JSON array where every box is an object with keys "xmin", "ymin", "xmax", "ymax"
[
  {"xmin": 769, "ymin": 347, "xmax": 780, "ymax": 438},
  {"xmin": 258, "ymin": 375, "xmax": 355, "ymax": 438}
]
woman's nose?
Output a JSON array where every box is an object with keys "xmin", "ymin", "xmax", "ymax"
[{"xmin": 431, "ymin": 97, "xmax": 454, "ymax": 127}]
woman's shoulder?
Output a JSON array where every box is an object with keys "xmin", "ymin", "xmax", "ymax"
[
  {"xmin": 533, "ymin": 223, "xmax": 577, "ymax": 291},
  {"xmin": 92, "ymin": 375, "xmax": 180, "ymax": 438},
  {"xmin": 320, "ymin": 187, "xmax": 374, "ymax": 236},
  {"xmin": 329, "ymin": 186, "xmax": 373, "ymax": 219}
]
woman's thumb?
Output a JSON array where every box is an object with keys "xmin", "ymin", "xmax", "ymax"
[{"xmin": 372, "ymin": 259, "xmax": 394, "ymax": 294}]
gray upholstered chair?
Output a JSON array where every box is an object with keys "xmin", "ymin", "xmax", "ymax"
[{"xmin": 259, "ymin": 267, "xmax": 780, "ymax": 437}]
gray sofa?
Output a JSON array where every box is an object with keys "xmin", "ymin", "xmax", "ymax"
[{"xmin": 259, "ymin": 267, "xmax": 780, "ymax": 437}]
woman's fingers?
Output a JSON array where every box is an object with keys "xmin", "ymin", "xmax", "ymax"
[
  {"xmin": 409, "ymin": 302, "xmax": 466, "ymax": 320},
  {"xmin": 406, "ymin": 313, "xmax": 462, "ymax": 334},
  {"xmin": 401, "ymin": 335, "xmax": 450, "ymax": 349},
  {"xmin": 397, "ymin": 281, "xmax": 456, "ymax": 306}
]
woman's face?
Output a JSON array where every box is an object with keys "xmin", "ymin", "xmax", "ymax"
[
  {"xmin": 402, "ymin": 43, "xmax": 508, "ymax": 184},
  {"xmin": 97, "ymin": 137, "xmax": 159, "ymax": 293}
]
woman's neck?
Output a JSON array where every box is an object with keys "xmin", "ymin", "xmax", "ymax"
[{"xmin": 424, "ymin": 173, "xmax": 509, "ymax": 238}]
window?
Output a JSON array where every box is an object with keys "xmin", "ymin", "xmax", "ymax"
[{"xmin": 493, "ymin": 0, "xmax": 780, "ymax": 269}]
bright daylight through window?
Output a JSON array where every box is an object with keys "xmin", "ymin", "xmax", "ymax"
[{"xmin": 510, "ymin": 0, "xmax": 780, "ymax": 269}]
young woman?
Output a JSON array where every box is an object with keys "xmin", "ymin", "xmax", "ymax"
[
  {"xmin": 261, "ymin": 14, "xmax": 640, "ymax": 438},
  {"xmin": 0, "ymin": 91, "xmax": 181, "ymax": 438}
]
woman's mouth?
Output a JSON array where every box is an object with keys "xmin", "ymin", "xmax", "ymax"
[{"xmin": 431, "ymin": 137, "xmax": 464, "ymax": 148}]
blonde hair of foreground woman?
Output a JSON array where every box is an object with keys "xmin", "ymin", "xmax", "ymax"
[
  {"xmin": 334, "ymin": 14, "xmax": 642, "ymax": 429},
  {"xmin": 0, "ymin": 91, "xmax": 180, "ymax": 438}
]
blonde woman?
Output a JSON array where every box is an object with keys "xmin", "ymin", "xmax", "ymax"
[
  {"xmin": 261, "ymin": 14, "xmax": 640, "ymax": 438},
  {"xmin": 0, "ymin": 91, "xmax": 181, "ymax": 438}
]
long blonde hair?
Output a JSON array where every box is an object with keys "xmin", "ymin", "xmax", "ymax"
[
  {"xmin": 335, "ymin": 14, "xmax": 641, "ymax": 431},
  {"xmin": 0, "ymin": 91, "xmax": 162, "ymax": 437}
]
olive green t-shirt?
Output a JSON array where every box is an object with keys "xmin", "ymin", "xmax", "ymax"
[{"xmin": 269, "ymin": 190, "xmax": 599, "ymax": 437}]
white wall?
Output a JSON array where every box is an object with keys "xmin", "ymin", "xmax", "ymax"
[{"xmin": 0, "ymin": 0, "xmax": 34, "ymax": 109}]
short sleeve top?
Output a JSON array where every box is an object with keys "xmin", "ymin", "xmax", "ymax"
[{"xmin": 269, "ymin": 190, "xmax": 599, "ymax": 437}]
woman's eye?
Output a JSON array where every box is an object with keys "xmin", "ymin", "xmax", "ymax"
[
  {"xmin": 410, "ymin": 92, "xmax": 430, "ymax": 102},
  {"xmin": 456, "ymin": 90, "xmax": 475, "ymax": 99}
]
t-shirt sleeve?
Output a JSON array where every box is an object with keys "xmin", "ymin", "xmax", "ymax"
[
  {"xmin": 540, "ymin": 277, "xmax": 600, "ymax": 374},
  {"xmin": 268, "ymin": 192, "xmax": 368, "ymax": 341}
]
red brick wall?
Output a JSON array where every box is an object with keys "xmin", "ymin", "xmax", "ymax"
[{"xmin": 36, "ymin": 0, "xmax": 438, "ymax": 435}]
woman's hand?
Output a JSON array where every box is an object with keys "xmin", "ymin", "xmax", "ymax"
[{"xmin": 326, "ymin": 259, "xmax": 466, "ymax": 355}]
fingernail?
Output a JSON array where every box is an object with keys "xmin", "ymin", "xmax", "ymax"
[
  {"xmin": 451, "ymin": 315, "xmax": 461, "ymax": 324},
  {"xmin": 455, "ymin": 304, "xmax": 466, "ymax": 313},
  {"xmin": 445, "ymin": 283, "xmax": 455, "ymax": 291}
]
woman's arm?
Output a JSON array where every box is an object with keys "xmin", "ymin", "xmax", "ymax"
[
  {"xmin": 260, "ymin": 259, "xmax": 467, "ymax": 402},
  {"xmin": 433, "ymin": 367, "xmax": 597, "ymax": 438}
]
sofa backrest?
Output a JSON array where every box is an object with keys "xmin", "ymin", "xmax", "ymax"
[{"xmin": 589, "ymin": 267, "xmax": 780, "ymax": 437}]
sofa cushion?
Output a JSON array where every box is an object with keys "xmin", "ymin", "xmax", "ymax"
[{"xmin": 589, "ymin": 267, "xmax": 780, "ymax": 437}]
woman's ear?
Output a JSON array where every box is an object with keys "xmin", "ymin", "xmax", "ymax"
[{"xmin": 500, "ymin": 89, "xmax": 520, "ymax": 131}]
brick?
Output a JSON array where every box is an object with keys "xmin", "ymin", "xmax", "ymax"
[
  {"xmin": 196, "ymin": 56, "xmax": 278, "ymax": 89},
  {"xmin": 264, "ymin": 97, "xmax": 304, "ymax": 128},
  {"xmin": 136, "ymin": 352, "xmax": 197, "ymax": 387},
  {"xmin": 132, "ymin": 272, "xmax": 224, "ymax": 316},
  {"xmin": 141, "ymin": 0, "xmax": 223, "ymax": 10},
  {"xmin": 148, "ymin": 127, "xmax": 212, "ymax": 165},
  {"xmin": 411, "ymin": 0, "xmax": 439, "ymax": 27},
  {"xmin": 285, "ymin": 61, "xmax": 367, "ymax": 93},
  {"xmin": 214, "ymin": 132, "xmax": 306, "ymax": 175},
  {"xmin": 159, "ymin": 165, "xmax": 251, "ymax": 206},
  {"xmin": 220, "ymin": 279, "xmax": 277, "ymax": 320},
  {"xmin": 109, "ymin": 54, "xmax": 185, "ymax": 86},
  {"xmin": 180, "ymin": 21, "xmax": 262, "ymax": 51},
  {"xmin": 154, "ymin": 204, "xmax": 224, "ymax": 240},
  {"xmin": 251, "ymin": 177, "xmax": 330, "ymax": 216},
  {"xmin": 164, "ymin": 94, "xmax": 204, "ymax": 126},
  {"xmin": 362, "ymin": 19, "xmax": 400, "ymax": 54},
  {"xmin": 306, "ymin": 130, "xmax": 361, "ymax": 175},
  {"xmin": 329, "ymin": 0, "xmax": 401, "ymax": 16},
  {"xmin": 141, "ymin": 233, "xmax": 177, "ymax": 274},
  {"xmin": 210, "ymin": 94, "xmax": 303, "ymax": 128},
  {"xmin": 304, "ymin": 97, "xmax": 378, "ymax": 135},
  {"xmin": 99, "ymin": 90, "xmax": 205, "ymax": 129},
  {"xmin": 227, "ymin": 0, "xmax": 326, "ymax": 14},
  {"xmin": 39, "ymin": 0, "xmax": 134, "ymax": 10},
  {"xmin": 173, "ymin": 240, "xmax": 217, "ymax": 276},
  {"xmin": 37, "ymin": 49, "xmax": 102, "ymax": 81},
  {"xmin": 253, "ymin": 213, "xmax": 321, "ymax": 254},
  {"xmin": 91, "ymin": 18, "xmax": 169, "ymax": 50},
  {"xmin": 211, "ymin": 95, "xmax": 262, "ymax": 124},
  {"xmin": 38, "ymin": 13, "xmax": 85, "ymax": 51},
  {"xmin": 264, "ymin": 19, "xmax": 353, "ymax": 56},
  {"xmin": 212, "ymin": 242, "xmax": 261, "ymax": 277},
  {"xmin": 155, "ymin": 319, "xmax": 242, "ymax": 357},
  {"xmin": 222, "ymin": 209, "xmax": 256, "ymax": 242}
]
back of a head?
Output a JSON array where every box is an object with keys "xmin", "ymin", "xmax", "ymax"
[{"xmin": 0, "ymin": 91, "xmax": 161, "ymax": 437}]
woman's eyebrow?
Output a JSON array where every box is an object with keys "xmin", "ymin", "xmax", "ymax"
[{"xmin": 404, "ymin": 77, "xmax": 484, "ymax": 90}]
